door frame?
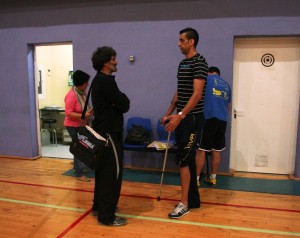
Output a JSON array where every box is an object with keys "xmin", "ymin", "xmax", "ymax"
[{"xmin": 28, "ymin": 42, "xmax": 73, "ymax": 157}]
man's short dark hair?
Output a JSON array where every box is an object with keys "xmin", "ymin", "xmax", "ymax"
[
  {"xmin": 208, "ymin": 66, "xmax": 221, "ymax": 76},
  {"xmin": 72, "ymin": 70, "xmax": 90, "ymax": 86},
  {"xmin": 91, "ymin": 46, "xmax": 116, "ymax": 71},
  {"xmin": 180, "ymin": 27, "xmax": 199, "ymax": 47}
]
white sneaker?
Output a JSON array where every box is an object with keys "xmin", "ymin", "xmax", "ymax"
[{"xmin": 168, "ymin": 202, "xmax": 190, "ymax": 219}]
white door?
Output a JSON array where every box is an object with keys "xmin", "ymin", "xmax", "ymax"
[{"xmin": 230, "ymin": 37, "xmax": 300, "ymax": 174}]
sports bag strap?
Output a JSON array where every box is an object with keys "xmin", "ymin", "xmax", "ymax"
[
  {"xmin": 107, "ymin": 134, "xmax": 120, "ymax": 180},
  {"xmin": 81, "ymin": 79, "xmax": 95, "ymax": 121}
]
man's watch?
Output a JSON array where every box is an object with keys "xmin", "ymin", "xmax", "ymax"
[{"xmin": 178, "ymin": 111, "xmax": 185, "ymax": 119}]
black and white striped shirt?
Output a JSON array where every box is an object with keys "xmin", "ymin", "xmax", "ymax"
[{"xmin": 177, "ymin": 53, "xmax": 208, "ymax": 114}]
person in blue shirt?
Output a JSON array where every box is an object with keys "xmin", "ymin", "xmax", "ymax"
[{"xmin": 196, "ymin": 66, "xmax": 231, "ymax": 186}]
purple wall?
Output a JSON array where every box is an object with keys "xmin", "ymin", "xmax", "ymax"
[{"xmin": 0, "ymin": 1, "xmax": 300, "ymax": 175}]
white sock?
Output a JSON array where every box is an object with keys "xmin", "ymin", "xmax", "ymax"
[
  {"xmin": 210, "ymin": 174, "xmax": 216, "ymax": 179},
  {"xmin": 197, "ymin": 176, "xmax": 200, "ymax": 181}
]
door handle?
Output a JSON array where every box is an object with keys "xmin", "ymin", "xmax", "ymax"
[{"xmin": 234, "ymin": 109, "xmax": 244, "ymax": 118}]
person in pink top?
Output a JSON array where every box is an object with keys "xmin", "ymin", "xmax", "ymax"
[{"xmin": 64, "ymin": 70, "xmax": 93, "ymax": 182}]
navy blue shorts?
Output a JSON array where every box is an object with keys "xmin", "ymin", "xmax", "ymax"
[{"xmin": 175, "ymin": 113, "xmax": 204, "ymax": 167}]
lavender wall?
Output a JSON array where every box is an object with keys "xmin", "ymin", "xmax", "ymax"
[{"xmin": 0, "ymin": 1, "xmax": 299, "ymax": 175}]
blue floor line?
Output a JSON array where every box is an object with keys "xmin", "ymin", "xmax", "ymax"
[{"xmin": 62, "ymin": 168, "xmax": 300, "ymax": 196}]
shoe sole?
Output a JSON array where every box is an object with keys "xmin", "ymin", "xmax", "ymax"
[
  {"xmin": 168, "ymin": 210, "xmax": 190, "ymax": 219},
  {"xmin": 98, "ymin": 222, "xmax": 128, "ymax": 227}
]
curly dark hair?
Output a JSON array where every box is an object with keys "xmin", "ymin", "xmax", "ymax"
[{"xmin": 91, "ymin": 46, "xmax": 116, "ymax": 72}]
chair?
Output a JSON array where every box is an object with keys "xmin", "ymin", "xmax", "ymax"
[
  {"xmin": 123, "ymin": 117, "xmax": 152, "ymax": 150},
  {"xmin": 156, "ymin": 119, "xmax": 175, "ymax": 145},
  {"xmin": 42, "ymin": 118, "xmax": 57, "ymax": 146}
]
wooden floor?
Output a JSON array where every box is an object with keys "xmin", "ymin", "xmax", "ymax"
[{"xmin": 0, "ymin": 157, "xmax": 300, "ymax": 238}]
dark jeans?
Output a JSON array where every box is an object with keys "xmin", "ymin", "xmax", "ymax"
[
  {"xmin": 66, "ymin": 126, "xmax": 86, "ymax": 177},
  {"xmin": 175, "ymin": 113, "xmax": 204, "ymax": 208},
  {"xmin": 92, "ymin": 132, "xmax": 123, "ymax": 224}
]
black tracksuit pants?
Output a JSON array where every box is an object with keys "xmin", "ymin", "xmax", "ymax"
[
  {"xmin": 175, "ymin": 114, "xmax": 204, "ymax": 208},
  {"xmin": 92, "ymin": 132, "xmax": 123, "ymax": 224}
]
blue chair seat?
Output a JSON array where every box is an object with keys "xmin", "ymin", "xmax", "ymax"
[{"xmin": 123, "ymin": 144, "xmax": 147, "ymax": 150}]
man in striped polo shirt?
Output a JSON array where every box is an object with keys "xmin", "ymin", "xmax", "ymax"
[{"xmin": 162, "ymin": 27, "xmax": 208, "ymax": 218}]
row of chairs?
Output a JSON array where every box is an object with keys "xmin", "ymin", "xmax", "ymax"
[
  {"xmin": 41, "ymin": 116, "xmax": 173, "ymax": 150},
  {"xmin": 123, "ymin": 117, "xmax": 175, "ymax": 150}
]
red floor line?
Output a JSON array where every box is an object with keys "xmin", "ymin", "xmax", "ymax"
[
  {"xmin": 56, "ymin": 208, "xmax": 92, "ymax": 238},
  {"xmin": 0, "ymin": 179, "xmax": 93, "ymax": 193},
  {"xmin": 1, "ymin": 179, "xmax": 300, "ymax": 214}
]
